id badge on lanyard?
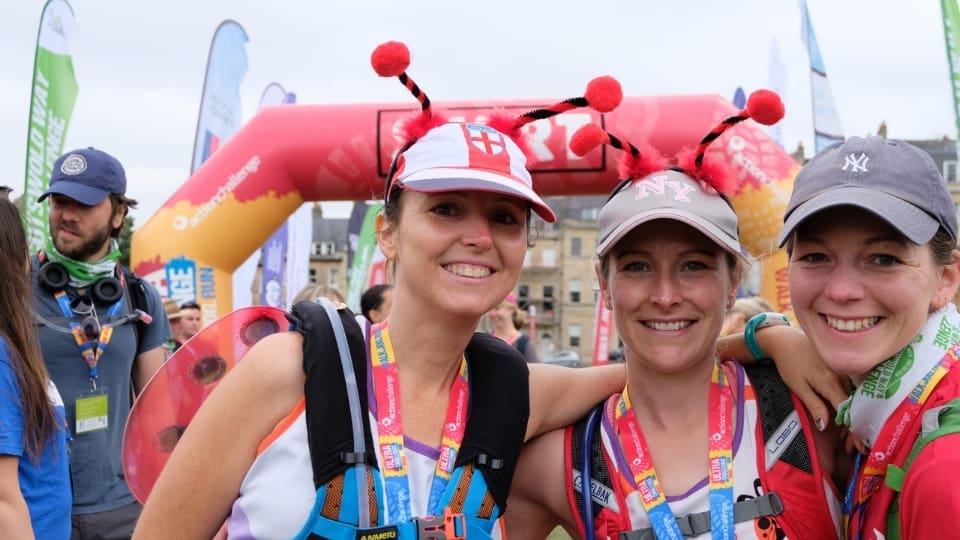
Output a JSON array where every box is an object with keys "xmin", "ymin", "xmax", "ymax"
[
  {"xmin": 54, "ymin": 289, "xmax": 123, "ymax": 436},
  {"xmin": 75, "ymin": 388, "xmax": 109, "ymax": 434}
]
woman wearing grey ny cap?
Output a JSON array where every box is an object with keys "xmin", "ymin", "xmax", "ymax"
[
  {"xmin": 779, "ymin": 135, "xmax": 960, "ymax": 539},
  {"xmin": 506, "ymin": 92, "xmax": 846, "ymax": 540}
]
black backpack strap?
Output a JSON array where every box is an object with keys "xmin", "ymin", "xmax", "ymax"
[
  {"xmin": 120, "ymin": 266, "xmax": 148, "ymax": 347},
  {"xmin": 454, "ymin": 332, "xmax": 530, "ymax": 513},
  {"xmin": 287, "ymin": 300, "xmax": 376, "ymax": 489},
  {"xmin": 744, "ymin": 362, "xmax": 812, "ymax": 474}
]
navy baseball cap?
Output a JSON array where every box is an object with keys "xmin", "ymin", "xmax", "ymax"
[
  {"xmin": 38, "ymin": 147, "xmax": 127, "ymax": 205},
  {"xmin": 778, "ymin": 136, "xmax": 958, "ymax": 247}
]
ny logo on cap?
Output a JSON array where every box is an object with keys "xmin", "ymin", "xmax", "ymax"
[
  {"xmin": 842, "ymin": 153, "xmax": 869, "ymax": 173},
  {"xmin": 467, "ymin": 124, "xmax": 505, "ymax": 156},
  {"xmin": 634, "ymin": 174, "xmax": 695, "ymax": 202}
]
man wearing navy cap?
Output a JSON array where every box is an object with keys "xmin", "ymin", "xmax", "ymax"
[{"xmin": 32, "ymin": 147, "xmax": 170, "ymax": 539}]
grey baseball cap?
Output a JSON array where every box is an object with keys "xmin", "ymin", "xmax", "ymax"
[
  {"xmin": 597, "ymin": 169, "xmax": 743, "ymax": 260},
  {"xmin": 778, "ymin": 136, "xmax": 957, "ymax": 247}
]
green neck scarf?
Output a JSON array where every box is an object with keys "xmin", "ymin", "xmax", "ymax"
[
  {"xmin": 44, "ymin": 236, "xmax": 121, "ymax": 288},
  {"xmin": 835, "ymin": 304, "xmax": 960, "ymax": 448}
]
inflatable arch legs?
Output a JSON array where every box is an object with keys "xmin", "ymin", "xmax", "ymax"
[{"xmin": 131, "ymin": 95, "xmax": 799, "ymax": 322}]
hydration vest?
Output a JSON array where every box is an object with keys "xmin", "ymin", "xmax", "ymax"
[
  {"xmin": 851, "ymin": 364, "xmax": 960, "ymax": 539},
  {"xmin": 286, "ymin": 300, "xmax": 530, "ymax": 539},
  {"xmin": 567, "ymin": 362, "xmax": 839, "ymax": 540}
]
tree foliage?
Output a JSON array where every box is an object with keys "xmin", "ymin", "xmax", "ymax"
[{"xmin": 119, "ymin": 215, "xmax": 135, "ymax": 267}]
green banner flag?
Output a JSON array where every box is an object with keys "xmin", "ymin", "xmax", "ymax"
[
  {"xmin": 23, "ymin": 0, "xmax": 79, "ymax": 253},
  {"xmin": 942, "ymin": 0, "xmax": 960, "ymax": 146},
  {"xmin": 346, "ymin": 203, "xmax": 383, "ymax": 312}
]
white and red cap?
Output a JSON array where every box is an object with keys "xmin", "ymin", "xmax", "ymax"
[
  {"xmin": 391, "ymin": 122, "xmax": 556, "ymax": 222},
  {"xmin": 371, "ymin": 40, "xmax": 623, "ymax": 226}
]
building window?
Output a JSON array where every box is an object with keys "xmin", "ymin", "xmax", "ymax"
[
  {"xmin": 570, "ymin": 237, "xmax": 582, "ymax": 257},
  {"xmin": 945, "ymin": 160, "xmax": 958, "ymax": 183},
  {"xmin": 569, "ymin": 325, "xmax": 581, "ymax": 347},
  {"xmin": 308, "ymin": 267, "xmax": 318, "ymax": 283},
  {"xmin": 569, "ymin": 278, "xmax": 581, "ymax": 303},
  {"xmin": 327, "ymin": 268, "xmax": 340, "ymax": 289},
  {"xmin": 543, "ymin": 285, "xmax": 554, "ymax": 299},
  {"xmin": 312, "ymin": 241, "xmax": 336, "ymax": 256},
  {"xmin": 542, "ymin": 249, "xmax": 557, "ymax": 267}
]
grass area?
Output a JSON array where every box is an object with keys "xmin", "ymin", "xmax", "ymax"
[{"xmin": 547, "ymin": 526, "xmax": 572, "ymax": 540}]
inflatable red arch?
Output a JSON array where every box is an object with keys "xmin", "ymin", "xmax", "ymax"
[{"xmin": 131, "ymin": 95, "xmax": 800, "ymax": 323}]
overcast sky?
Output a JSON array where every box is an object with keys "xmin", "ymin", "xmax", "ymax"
[{"xmin": 0, "ymin": 0, "xmax": 954, "ymax": 225}]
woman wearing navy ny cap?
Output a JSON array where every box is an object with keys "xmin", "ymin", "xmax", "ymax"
[{"xmin": 779, "ymin": 136, "xmax": 960, "ymax": 539}]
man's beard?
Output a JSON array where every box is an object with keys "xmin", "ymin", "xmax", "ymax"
[{"xmin": 54, "ymin": 224, "xmax": 113, "ymax": 262}]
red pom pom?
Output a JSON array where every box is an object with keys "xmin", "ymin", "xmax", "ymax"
[
  {"xmin": 397, "ymin": 111, "xmax": 448, "ymax": 142},
  {"xmin": 570, "ymin": 124, "xmax": 606, "ymax": 156},
  {"xmin": 584, "ymin": 76, "xmax": 622, "ymax": 113},
  {"xmin": 371, "ymin": 41, "xmax": 410, "ymax": 77},
  {"xmin": 676, "ymin": 149, "xmax": 740, "ymax": 196},
  {"xmin": 619, "ymin": 142, "xmax": 669, "ymax": 180},
  {"xmin": 745, "ymin": 89, "xmax": 785, "ymax": 126}
]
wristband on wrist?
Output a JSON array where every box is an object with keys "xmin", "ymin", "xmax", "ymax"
[{"xmin": 743, "ymin": 312, "xmax": 791, "ymax": 365}]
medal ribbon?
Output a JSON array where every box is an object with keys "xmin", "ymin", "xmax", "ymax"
[
  {"xmin": 370, "ymin": 321, "xmax": 470, "ymax": 523},
  {"xmin": 614, "ymin": 362, "xmax": 735, "ymax": 540},
  {"xmin": 842, "ymin": 343, "xmax": 960, "ymax": 540}
]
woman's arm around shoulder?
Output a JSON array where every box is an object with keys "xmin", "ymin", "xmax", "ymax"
[
  {"xmin": 526, "ymin": 363, "xmax": 625, "ymax": 441},
  {"xmin": 719, "ymin": 325, "xmax": 850, "ymax": 432},
  {"xmin": 133, "ymin": 331, "xmax": 307, "ymax": 539},
  {"xmin": 506, "ymin": 429, "xmax": 575, "ymax": 539}
]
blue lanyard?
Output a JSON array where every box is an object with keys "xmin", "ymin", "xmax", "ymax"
[
  {"xmin": 842, "ymin": 452, "xmax": 865, "ymax": 540},
  {"xmin": 54, "ymin": 291, "xmax": 123, "ymax": 381}
]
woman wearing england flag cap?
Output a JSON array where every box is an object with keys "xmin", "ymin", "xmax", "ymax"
[
  {"xmin": 779, "ymin": 136, "xmax": 960, "ymax": 539},
  {"xmin": 506, "ymin": 91, "xmax": 846, "ymax": 539},
  {"xmin": 135, "ymin": 41, "xmax": 628, "ymax": 540}
]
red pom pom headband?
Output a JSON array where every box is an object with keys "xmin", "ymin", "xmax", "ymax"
[
  {"xmin": 570, "ymin": 89, "xmax": 785, "ymax": 198},
  {"xmin": 371, "ymin": 40, "xmax": 624, "ymax": 201}
]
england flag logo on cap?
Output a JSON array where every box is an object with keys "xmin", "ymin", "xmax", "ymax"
[{"xmin": 467, "ymin": 124, "xmax": 505, "ymax": 156}]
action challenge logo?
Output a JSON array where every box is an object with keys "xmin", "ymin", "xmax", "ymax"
[{"xmin": 172, "ymin": 155, "xmax": 261, "ymax": 231}]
